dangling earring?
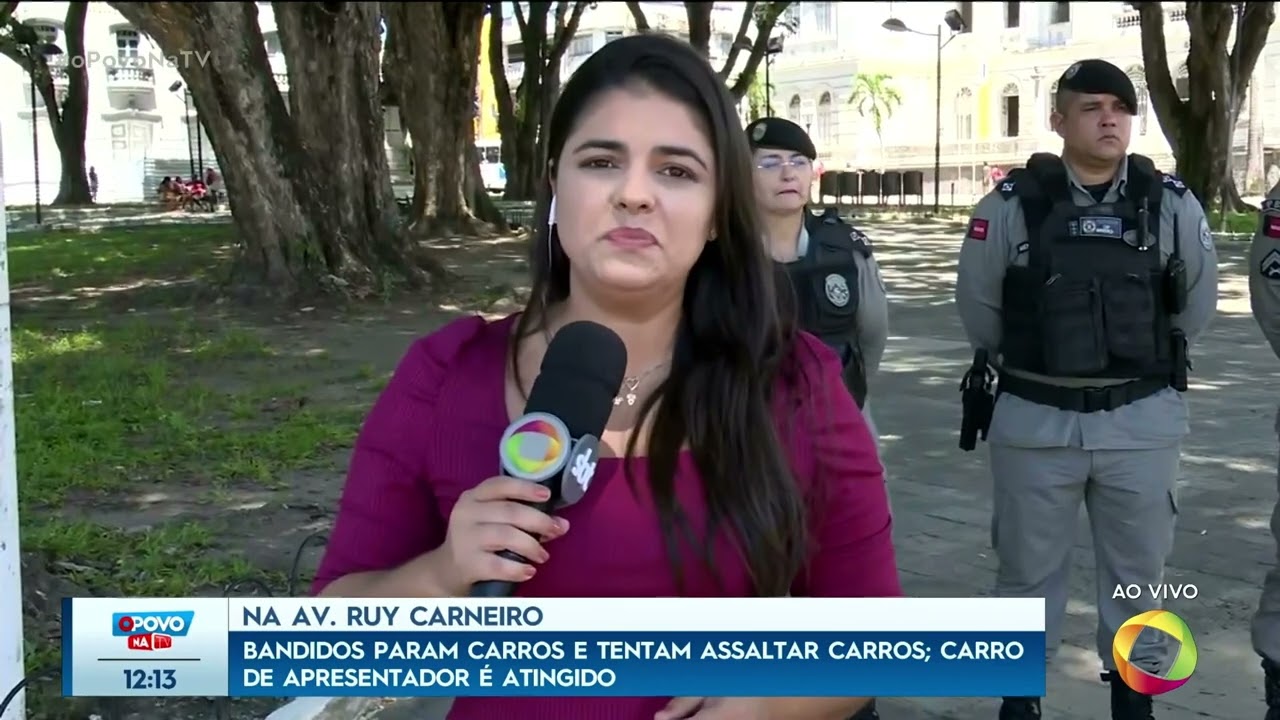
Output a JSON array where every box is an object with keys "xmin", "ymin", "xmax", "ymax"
[{"xmin": 546, "ymin": 195, "xmax": 558, "ymax": 270}]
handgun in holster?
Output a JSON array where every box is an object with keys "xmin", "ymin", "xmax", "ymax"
[{"xmin": 959, "ymin": 348, "xmax": 995, "ymax": 452}]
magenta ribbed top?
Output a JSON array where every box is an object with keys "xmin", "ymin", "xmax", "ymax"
[{"xmin": 313, "ymin": 313, "xmax": 901, "ymax": 719}]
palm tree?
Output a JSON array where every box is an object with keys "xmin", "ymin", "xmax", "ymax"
[{"xmin": 847, "ymin": 72, "xmax": 903, "ymax": 170}]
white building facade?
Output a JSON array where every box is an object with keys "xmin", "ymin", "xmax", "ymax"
[{"xmin": 768, "ymin": 1, "xmax": 1280, "ymax": 202}]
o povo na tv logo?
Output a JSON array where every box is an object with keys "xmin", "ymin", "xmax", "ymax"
[
  {"xmin": 1111, "ymin": 610, "xmax": 1198, "ymax": 695},
  {"xmin": 112, "ymin": 611, "xmax": 195, "ymax": 651}
]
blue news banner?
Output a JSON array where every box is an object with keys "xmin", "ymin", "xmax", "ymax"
[{"xmin": 62, "ymin": 598, "xmax": 1046, "ymax": 698}]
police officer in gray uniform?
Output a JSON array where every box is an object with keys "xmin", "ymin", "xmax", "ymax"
[
  {"xmin": 954, "ymin": 60, "xmax": 1218, "ymax": 719},
  {"xmin": 746, "ymin": 117, "xmax": 889, "ymax": 437},
  {"xmin": 1249, "ymin": 179, "xmax": 1280, "ymax": 720}
]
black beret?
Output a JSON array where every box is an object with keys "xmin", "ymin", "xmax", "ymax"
[
  {"xmin": 745, "ymin": 117, "xmax": 817, "ymax": 159},
  {"xmin": 1057, "ymin": 59, "xmax": 1138, "ymax": 115}
]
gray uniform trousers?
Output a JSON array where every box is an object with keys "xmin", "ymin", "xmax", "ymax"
[
  {"xmin": 1252, "ymin": 407, "xmax": 1280, "ymax": 664},
  {"xmin": 987, "ymin": 391, "xmax": 1183, "ymax": 674}
]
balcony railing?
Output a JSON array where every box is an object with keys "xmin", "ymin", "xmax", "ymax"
[
  {"xmin": 273, "ymin": 72, "xmax": 289, "ymax": 90},
  {"xmin": 1115, "ymin": 6, "xmax": 1185, "ymax": 29},
  {"xmin": 105, "ymin": 66, "xmax": 155, "ymax": 86},
  {"xmin": 880, "ymin": 137, "xmax": 1046, "ymax": 163}
]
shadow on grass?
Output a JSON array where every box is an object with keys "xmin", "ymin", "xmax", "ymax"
[{"xmin": 8, "ymin": 222, "xmax": 532, "ymax": 719}]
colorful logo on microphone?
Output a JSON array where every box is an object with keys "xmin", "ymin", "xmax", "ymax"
[
  {"xmin": 500, "ymin": 412, "xmax": 570, "ymax": 480},
  {"xmin": 1111, "ymin": 610, "xmax": 1198, "ymax": 696}
]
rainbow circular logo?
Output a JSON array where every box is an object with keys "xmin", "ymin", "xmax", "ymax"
[
  {"xmin": 1111, "ymin": 610, "xmax": 1198, "ymax": 695},
  {"xmin": 499, "ymin": 412, "xmax": 570, "ymax": 480}
]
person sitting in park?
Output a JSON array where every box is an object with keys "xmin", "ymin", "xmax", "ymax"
[
  {"xmin": 157, "ymin": 176, "xmax": 184, "ymax": 210},
  {"xmin": 310, "ymin": 32, "xmax": 899, "ymax": 720}
]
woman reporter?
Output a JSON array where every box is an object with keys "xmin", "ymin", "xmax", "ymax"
[{"xmin": 312, "ymin": 33, "xmax": 900, "ymax": 720}]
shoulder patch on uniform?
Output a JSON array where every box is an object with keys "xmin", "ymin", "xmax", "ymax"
[
  {"xmin": 1261, "ymin": 248, "xmax": 1280, "ymax": 280},
  {"xmin": 997, "ymin": 179, "xmax": 1018, "ymax": 199},
  {"xmin": 1198, "ymin": 215, "xmax": 1214, "ymax": 251},
  {"xmin": 848, "ymin": 227, "xmax": 872, "ymax": 257},
  {"xmin": 1264, "ymin": 212, "xmax": 1280, "ymax": 239},
  {"xmin": 967, "ymin": 218, "xmax": 989, "ymax": 241},
  {"xmin": 1016, "ymin": 241, "xmax": 1030, "ymax": 255},
  {"xmin": 1261, "ymin": 198, "xmax": 1280, "ymax": 214},
  {"xmin": 1162, "ymin": 173, "xmax": 1189, "ymax": 197}
]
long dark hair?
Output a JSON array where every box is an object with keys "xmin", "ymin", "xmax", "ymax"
[{"xmin": 512, "ymin": 34, "xmax": 809, "ymax": 596}]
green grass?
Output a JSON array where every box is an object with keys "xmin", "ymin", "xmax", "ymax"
[
  {"xmin": 8, "ymin": 224, "xmax": 367, "ymax": 716},
  {"xmin": 7, "ymin": 223, "xmax": 235, "ymax": 292}
]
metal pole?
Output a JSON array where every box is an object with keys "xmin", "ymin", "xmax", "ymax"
[
  {"xmin": 765, "ymin": 55, "xmax": 772, "ymax": 116},
  {"xmin": 30, "ymin": 80, "xmax": 41, "ymax": 225},
  {"xmin": 183, "ymin": 90, "xmax": 195, "ymax": 179},
  {"xmin": 933, "ymin": 28, "xmax": 942, "ymax": 215},
  {"xmin": 0, "ymin": 123, "xmax": 29, "ymax": 720},
  {"xmin": 195, "ymin": 101, "xmax": 204, "ymax": 177}
]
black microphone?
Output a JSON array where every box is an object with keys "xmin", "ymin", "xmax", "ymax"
[{"xmin": 469, "ymin": 320, "xmax": 627, "ymax": 597}]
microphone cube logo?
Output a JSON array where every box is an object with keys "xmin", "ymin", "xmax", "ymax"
[
  {"xmin": 569, "ymin": 449, "xmax": 597, "ymax": 491},
  {"xmin": 112, "ymin": 611, "xmax": 194, "ymax": 651}
]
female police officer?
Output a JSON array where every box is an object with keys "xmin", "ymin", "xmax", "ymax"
[
  {"xmin": 746, "ymin": 117, "xmax": 889, "ymax": 439},
  {"xmin": 748, "ymin": 118, "xmax": 889, "ymax": 720}
]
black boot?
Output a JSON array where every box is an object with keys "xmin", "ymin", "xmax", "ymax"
[
  {"xmin": 1264, "ymin": 658, "xmax": 1280, "ymax": 720},
  {"xmin": 998, "ymin": 697, "xmax": 1041, "ymax": 719},
  {"xmin": 1102, "ymin": 670, "xmax": 1154, "ymax": 720},
  {"xmin": 848, "ymin": 699, "xmax": 879, "ymax": 719}
]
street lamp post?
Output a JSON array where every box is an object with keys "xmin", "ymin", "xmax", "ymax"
[
  {"xmin": 764, "ymin": 35, "xmax": 784, "ymax": 116},
  {"xmin": 169, "ymin": 81, "xmax": 197, "ymax": 179},
  {"xmin": 882, "ymin": 10, "xmax": 969, "ymax": 215},
  {"xmin": 29, "ymin": 42, "xmax": 63, "ymax": 225}
]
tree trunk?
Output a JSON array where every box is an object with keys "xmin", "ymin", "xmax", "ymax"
[
  {"xmin": 51, "ymin": 1, "xmax": 90, "ymax": 205},
  {"xmin": 465, "ymin": 133, "xmax": 507, "ymax": 227},
  {"xmin": 685, "ymin": 2, "xmax": 713, "ymax": 56},
  {"xmin": 1, "ymin": 1, "xmax": 93, "ymax": 204},
  {"xmin": 385, "ymin": 3, "xmax": 494, "ymax": 236},
  {"xmin": 1136, "ymin": 1, "xmax": 1275, "ymax": 212},
  {"xmin": 1245, "ymin": 62, "xmax": 1267, "ymax": 194},
  {"xmin": 110, "ymin": 1, "xmax": 433, "ymax": 300},
  {"xmin": 487, "ymin": 1, "xmax": 589, "ymax": 201}
]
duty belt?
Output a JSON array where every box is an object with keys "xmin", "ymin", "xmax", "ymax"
[{"xmin": 996, "ymin": 374, "xmax": 1168, "ymax": 413}]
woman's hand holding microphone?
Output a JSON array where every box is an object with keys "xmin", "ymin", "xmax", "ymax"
[{"xmin": 433, "ymin": 475, "xmax": 570, "ymax": 595}]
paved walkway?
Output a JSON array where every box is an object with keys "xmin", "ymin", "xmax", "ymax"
[
  {"xmin": 843, "ymin": 217, "xmax": 1272, "ymax": 719},
  {"xmin": 288, "ymin": 216, "xmax": 1280, "ymax": 719}
]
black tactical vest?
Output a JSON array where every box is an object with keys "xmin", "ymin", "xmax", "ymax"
[
  {"xmin": 998, "ymin": 153, "xmax": 1176, "ymax": 381},
  {"xmin": 785, "ymin": 208, "xmax": 872, "ymax": 406}
]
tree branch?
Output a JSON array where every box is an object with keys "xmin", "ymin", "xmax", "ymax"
[
  {"xmin": 512, "ymin": 1, "xmax": 528, "ymax": 39},
  {"xmin": 624, "ymin": 1, "xmax": 649, "ymax": 31},
  {"xmin": 548, "ymin": 0, "xmax": 590, "ymax": 66},
  {"xmin": 684, "ymin": 2, "xmax": 713, "ymax": 57},
  {"xmin": 1134, "ymin": 2, "xmax": 1185, "ymax": 150},
  {"xmin": 1228, "ymin": 1, "xmax": 1275, "ymax": 102},
  {"xmin": 726, "ymin": 1, "xmax": 789, "ymax": 100},
  {"xmin": 716, "ymin": 1, "xmax": 756, "ymax": 80}
]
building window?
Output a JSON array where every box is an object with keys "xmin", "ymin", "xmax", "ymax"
[
  {"xmin": 605, "ymin": 29, "xmax": 623, "ymax": 43},
  {"xmin": 1050, "ymin": 2, "xmax": 1070, "ymax": 24},
  {"xmin": 507, "ymin": 42, "xmax": 525, "ymax": 63},
  {"xmin": 955, "ymin": 2, "xmax": 974, "ymax": 32},
  {"xmin": 1175, "ymin": 64, "xmax": 1189, "ymax": 101},
  {"xmin": 263, "ymin": 32, "xmax": 282, "ymax": 56},
  {"xmin": 569, "ymin": 35, "xmax": 592, "ymax": 56},
  {"xmin": 1126, "ymin": 66, "xmax": 1149, "ymax": 135},
  {"xmin": 811, "ymin": 3, "xmax": 833, "ymax": 35},
  {"xmin": 955, "ymin": 88, "xmax": 974, "ymax": 140},
  {"xmin": 1001, "ymin": 82, "xmax": 1020, "ymax": 137},
  {"xmin": 115, "ymin": 28, "xmax": 140, "ymax": 59},
  {"xmin": 26, "ymin": 22, "xmax": 59, "ymax": 46},
  {"xmin": 1004, "ymin": 2, "xmax": 1020, "ymax": 28},
  {"xmin": 787, "ymin": 95, "xmax": 801, "ymax": 122},
  {"xmin": 816, "ymin": 92, "xmax": 833, "ymax": 145}
]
